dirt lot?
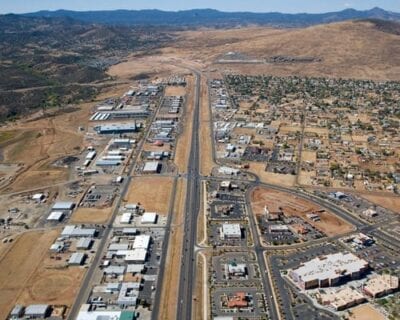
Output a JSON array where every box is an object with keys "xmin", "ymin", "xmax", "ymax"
[
  {"xmin": 17, "ymin": 263, "xmax": 85, "ymax": 317},
  {"xmin": 248, "ymin": 162, "xmax": 296, "ymax": 187},
  {"xmin": 165, "ymin": 85, "xmax": 186, "ymax": 96},
  {"xmin": 301, "ymin": 151, "xmax": 317, "ymax": 162},
  {"xmin": 360, "ymin": 194, "xmax": 400, "ymax": 213},
  {"xmin": 124, "ymin": 176, "xmax": 174, "ymax": 214},
  {"xmin": 199, "ymin": 76, "xmax": 215, "ymax": 176},
  {"xmin": 174, "ymin": 75, "xmax": 194, "ymax": 173},
  {"xmin": 71, "ymin": 207, "xmax": 114, "ymax": 224},
  {"xmin": 349, "ymin": 304, "xmax": 386, "ymax": 320},
  {"xmin": 159, "ymin": 178, "xmax": 186, "ymax": 320},
  {"xmin": 250, "ymin": 187, "xmax": 354, "ymax": 237},
  {"xmin": 0, "ymin": 229, "xmax": 60, "ymax": 319}
]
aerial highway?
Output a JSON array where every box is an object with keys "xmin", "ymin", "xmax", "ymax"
[{"xmin": 176, "ymin": 69, "xmax": 202, "ymax": 320}]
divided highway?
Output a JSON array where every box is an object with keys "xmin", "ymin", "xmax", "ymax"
[{"xmin": 176, "ymin": 70, "xmax": 201, "ymax": 320}]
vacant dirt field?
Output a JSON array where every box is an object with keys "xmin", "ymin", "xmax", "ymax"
[
  {"xmin": 174, "ymin": 75, "xmax": 194, "ymax": 173},
  {"xmin": 165, "ymin": 85, "xmax": 186, "ymax": 96},
  {"xmin": 248, "ymin": 162, "xmax": 296, "ymax": 187},
  {"xmin": 124, "ymin": 176, "xmax": 174, "ymax": 214},
  {"xmin": 301, "ymin": 151, "xmax": 317, "ymax": 163},
  {"xmin": 159, "ymin": 178, "xmax": 186, "ymax": 320},
  {"xmin": 71, "ymin": 207, "xmax": 114, "ymax": 224},
  {"xmin": 360, "ymin": 194, "xmax": 400, "ymax": 213},
  {"xmin": 108, "ymin": 55, "xmax": 185, "ymax": 80},
  {"xmin": 349, "ymin": 304, "xmax": 386, "ymax": 320},
  {"xmin": 0, "ymin": 229, "xmax": 59, "ymax": 319},
  {"xmin": 199, "ymin": 76, "xmax": 215, "ymax": 176},
  {"xmin": 251, "ymin": 187, "xmax": 354, "ymax": 237},
  {"xmin": 17, "ymin": 265, "xmax": 85, "ymax": 316}
]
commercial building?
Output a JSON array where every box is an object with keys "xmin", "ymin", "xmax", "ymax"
[
  {"xmin": 50, "ymin": 241, "xmax": 65, "ymax": 252},
  {"xmin": 86, "ymin": 151, "xmax": 97, "ymax": 160},
  {"xmin": 133, "ymin": 235, "xmax": 151, "ymax": 249},
  {"xmin": 108, "ymin": 105, "xmax": 150, "ymax": 119},
  {"xmin": 77, "ymin": 311, "xmax": 136, "ymax": 320},
  {"xmin": 117, "ymin": 282, "xmax": 140, "ymax": 306},
  {"xmin": 46, "ymin": 211, "xmax": 64, "ymax": 222},
  {"xmin": 269, "ymin": 225, "xmax": 291, "ymax": 233},
  {"xmin": 218, "ymin": 166, "xmax": 240, "ymax": 176},
  {"xmin": 289, "ymin": 252, "xmax": 369, "ymax": 290},
  {"xmin": 32, "ymin": 193, "xmax": 45, "ymax": 202},
  {"xmin": 363, "ymin": 274, "xmax": 399, "ymax": 298},
  {"xmin": 95, "ymin": 123, "xmax": 138, "ymax": 134},
  {"xmin": 104, "ymin": 266, "xmax": 126, "ymax": 275},
  {"xmin": 226, "ymin": 292, "xmax": 250, "ymax": 309},
  {"xmin": 69, "ymin": 252, "xmax": 87, "ymax": 265},
  {"xmin": 125, "ymin": 249, "xmax": 147, "ymax": 263},
  {"xmin": 95, "ymin": 159, "xmax": 121, "ymax": 167},
  {"xmin": 109, "ymin": 243, "xmax": 130, "ymax": 251},
  {"xmin": 317, "ymin": 287, "xmax": 366, "ymax": 311},
  {"xmin": 9, "ymin": 305, "xmax": 24, "ymax": 318},
  {"xmin": 61, "ymin": 225, "xmax": 97, "ymax": 238},
  {"xmin": 220, "ymin": 224, "xmax": 242, "ymax": 239},
  {"xmin": 77, "ymin": 238, "xmax": 93, "ymax": 250},
  {"xmin": 227, "ymin": 263, "xmax": 247, "ymax": 277},
  {"xmin": 120, "ymin": 212, "xmax": 132, "ymax": 224},
  {"xmin": 52, "ymin": 201, "xmax": 75, "ymax": 211},
  {"xmin": 141, "ymin": 212, "xmax": 158, "ymax": 224},
  {"xmin": 143, "ymin": 161, "xmax": 161, "ymax": 173},
  {"xmin": 122, "ymin": 228, "xmax": 137, "ymax": 235},
  {"xmin": 25, "ymin": 304, "xmax": 50, "ymax": 318}
]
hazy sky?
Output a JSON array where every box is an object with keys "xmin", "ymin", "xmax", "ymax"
[{"xmin": 1, "ymin": 0, "xmax": 400, "ymax": 14}]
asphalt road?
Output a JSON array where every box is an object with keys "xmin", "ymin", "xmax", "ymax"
[
  {"xmin": 176, "ymin": 70, "xmax": 201, "ymax": 320},
  {"xmin": 246, "ymin": 188, "xmax": 281, "ymax": 320}
]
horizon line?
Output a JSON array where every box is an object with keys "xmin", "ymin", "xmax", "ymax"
[{"xmin": 2, "ymin": 6, "xmax": 398, "ymax": 16}]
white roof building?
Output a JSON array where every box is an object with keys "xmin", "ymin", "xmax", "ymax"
[
  {"xmin": 77, "ymin": 311, "xmax": 121, "ymax": 320},
  {"xmin": 47, "ymin": 211, "xmax": 64, "ymax": 222},
  {"xmin": 77, "ymin": 238, "xmax": 93, "ymax": 250},
  {"xmin": 133, "ymin": 235, "xmax": 151, "ymax": 249},
  {"xmin": 218, "ymin": 166, "xmax": 240, "ymax": 176},
  {"xmin": 125, "ymin": 249, "xmax": 147, "ymax": 263},
  {"xmin": 68, "ymin": 252, "xmax": 86, "ymax": 265},
  {"xmin": 104, "ymin": 266, "xmax": 126, "ymax": 275},
  {"xmin": 25, "ymin": 305, "xmax": 50, "ymax": 317},
  {"xmin": 290, "ymin": 252, "xmax": 369, "ymax": 289},
  {"xmin": 120, "ymin": 212, "xmax": 132, "ymax": 224},
  {"xmin": 32, "ymin": 193, "xmax": 45, "ymax": 201},
  {"xmin": 143, "ymin": 161, "xmax": 161, "ymax": 173},
  {"xmin": 117, "ymin": 282, "xmax": 140, "ymax": 306},
  {"xmin": 127, "ymin": 264, "xmax": 145, "ymax": 274},
  {"xmin": 61, "ymin": 225, "xmax": 97, "ymax": 238},
  {"xmin": 221, "ymin": 223, "xmax": 242, "ymax": 239},
  {"xmin": 141, "ymin": 212, "xmax": 158, "ymax": 224},
  {"xmin": 109, "ymin": 243, "xmax": 130, "ymax": 251},
  {"xmin": 227, "ymin": 263, "xmax": 247, "ymax": 275},
  {"xmin": 52, "ymin": 201, "xmax": 75, "ymax": 211}
]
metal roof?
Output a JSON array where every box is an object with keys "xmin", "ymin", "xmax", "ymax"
[
  {"xmin": 25, "ymin": 304, "xmax": 49, "ymax": 315},
  {"xmin": 52, "ymin": 201, "xmax": 75, "ymax": 210},
  {"xmin": 68, "ymin": 252, "xmax": 86, "ymax": 265}
]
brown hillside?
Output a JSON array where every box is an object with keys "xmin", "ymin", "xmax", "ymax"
[{"xmin": 170, "ymin": 20, "xmax": 400, "ymax": 80}]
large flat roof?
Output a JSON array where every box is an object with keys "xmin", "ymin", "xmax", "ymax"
[
  {"xmin": 133, "ymin": 235, "xmax": 151, "ymax": 249},
  {"xmin": 292, "ymin": 252, "xmax": 368, "ymax": 283},
  {"xmin": 52, "ymin": 201, "xmax": 75, "ymax": 210}
]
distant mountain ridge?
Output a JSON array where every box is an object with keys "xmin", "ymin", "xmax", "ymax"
[{"xmin": 21, "ymin": 7, "xmax": 400, "ymax": 27}]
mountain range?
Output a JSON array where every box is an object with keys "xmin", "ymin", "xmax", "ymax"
[{"xmin": 21, "ymin": 7, "xmax": 400, "ymax": 27}]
